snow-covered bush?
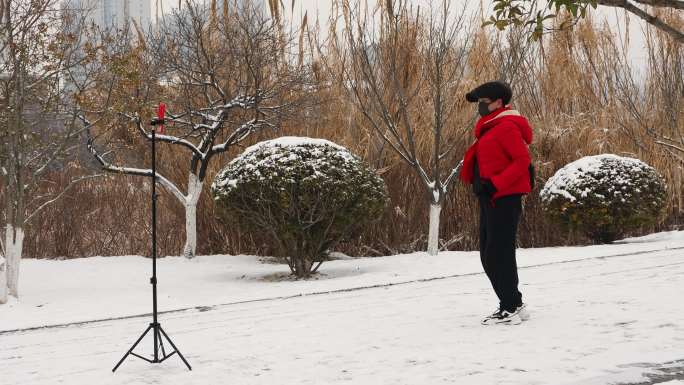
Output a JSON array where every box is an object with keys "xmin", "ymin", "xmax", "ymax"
[
  {"xmin": 212, "ymin": 137, "xmax": 388, "ymax": 278},
  {"xmin": 540, "ymin": 154, "xmax": 667, "ymax": 244}
]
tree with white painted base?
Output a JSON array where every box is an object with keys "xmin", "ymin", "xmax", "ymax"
[
  {"xmin": 0, "ymin": 0, "xmax": 98, "ymax": 303},
  {"xmin": 330, "ymin": 0, "xmax": 473, "ymax": 255},
  {"xmin": 0, "ymin": 255, "xmax": 5, "ymax": 302}
]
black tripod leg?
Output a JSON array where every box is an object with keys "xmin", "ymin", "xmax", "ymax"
[
  {"xmin": 156, "ymin": 328, "xmax": 167, "ymax": 358},
  {"xmin": 158, "ymin": 325, "xmax": 192, "ymax": 371},
  {"xmin": 112, "ymin": 324, "xmax": 154, "ymax": 372}
]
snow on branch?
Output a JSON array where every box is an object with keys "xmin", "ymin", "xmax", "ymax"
[
  {"xmin": 443, "ymin": 160, "xmax": 464, "ymax": 193},
  {"xmin": 80, "ymin": 113, "xmax": 187, "ymax": 203},
  {"xmin": 132, "ymin": 116, "xmax": 205, "ymax": 159},
  {"xmin": 211, "ymin": 118, "xmax": 274, "ymax": 153}
]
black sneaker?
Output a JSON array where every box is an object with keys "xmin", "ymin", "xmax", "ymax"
[
  {"xmin": 481, "ymin": 308, "xmax": 504, "ymax": 325},
  {"xmin": 517, "ymin": 303, "xmax": 530, "ymax": 321},
  {"xmin": 481, "ymin": 305, "xmax": 525, "ymax": 325}
]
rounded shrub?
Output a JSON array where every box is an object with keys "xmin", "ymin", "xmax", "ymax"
[
  {"xmin": 540, "ymin": 154, "xmax": 667, "ymax": 244},
  {"xmin": 212, "ymin": 136, "xmax": 388, "ymax": 278}
]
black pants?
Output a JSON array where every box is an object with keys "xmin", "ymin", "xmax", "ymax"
[{"xmin": 479, "ymin": 194, "xmax": 523, "ymax": 312}]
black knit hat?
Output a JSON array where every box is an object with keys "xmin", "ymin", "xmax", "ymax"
[{"xmin": 465, "ymin": 81, "xmax": 512, "ymax": 105}]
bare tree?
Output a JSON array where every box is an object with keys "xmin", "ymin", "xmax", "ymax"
[
  {"xmin": 0, "ymin": 0, "xmax": 97, "ymax": 303},
  {"xmin": 81, "ymin": 0, "xmax": 307, "ymax": 258},
  {"xmin": 328, "ymin": 0, "xmax": 472, "ymax": 255},
  {"xmin": 609, "ymin": 18, "xmax": 684, "ymax": 175},
  {"xmin": 642, "ymin": 22, "xmax": 684, "ymax": 160}
]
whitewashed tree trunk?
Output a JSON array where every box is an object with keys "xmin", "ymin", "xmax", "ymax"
[
  {"xmin": 427, "ymin": 203, "xmax": 442, "ymax": 256},
  {"xmin": 182, "ymin": 203, "xmax": 198, "ymax": 258},
  {"xmin": 0, "ymin": 255, "xmax": 7, "ymax": 304},
  {"xmin": 5, "ymin": 225, "xmax": 24, "ymax": 298},
  {"xmin": 182, "ymin": 174, "xmax": 203, "ymax": 259}
]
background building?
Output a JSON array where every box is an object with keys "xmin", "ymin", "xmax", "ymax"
[{"xmin": 66, "ymin": 0, "xmax": 151, "ymax": 29}]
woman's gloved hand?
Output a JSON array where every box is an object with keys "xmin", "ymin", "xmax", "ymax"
[{"xmin": 481, "ymin": 179, "xmax": 497, "ymax": 196}]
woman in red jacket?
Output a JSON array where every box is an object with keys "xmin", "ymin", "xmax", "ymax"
[{"xmin": 460, "ymin": 81, "xmax": 532, "ymax": 325}]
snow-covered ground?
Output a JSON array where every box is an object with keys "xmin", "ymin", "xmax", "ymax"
[{"xmin": 1, "ymin": 231, "xmax": 684, "ymax": 384}]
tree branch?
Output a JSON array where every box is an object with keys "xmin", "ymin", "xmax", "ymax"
[
  {"xmin": 598, "ymin": 0, "xmax": 684, "ymax": 43},
  {"xmin": 132, "ymin": 116, "xmax": 205, "ymax": 158},
  {"xmin": 442, "ymin": 160, "xmax": 464, "ymax": 192},
  {"xmin": 211, "ymin": 118, "xmax": 272, "ymax": 153},
  {"xmin": 655, "ymin": 140, "xmax": 684, "ymax": 154},
  {"xmin": 633, "ymin": 0, "xmax": 684, "ymax": 10},
  {"xmin": 86, "ymin": 136, "xmax": 187, "ymax": 203},
  {"xmin": 24, "ymin": 174, "xmax": 106, "ymax": 224}
]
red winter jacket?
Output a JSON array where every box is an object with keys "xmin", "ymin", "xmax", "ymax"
[{"xmin": 460, "ymin": 106, "xmax": 533, "ymax": 200}]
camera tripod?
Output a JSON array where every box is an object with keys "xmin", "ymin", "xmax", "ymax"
[{"xmin": 112, "ymin": 104, "xmax": 192, "ymax": 372}]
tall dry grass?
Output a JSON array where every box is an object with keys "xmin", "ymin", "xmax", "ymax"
[{"xmin": 20, "ymin": 4, "xmax": 684, "ymax": 259}]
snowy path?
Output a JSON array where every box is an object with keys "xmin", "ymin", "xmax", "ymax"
[
  {"xmin": 2, "ymin": 248, "xmax": 683, "ymax": 384},
  {"xmin": 3, "ymin": 231, "xmax": 684, "ymax": 333}
]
